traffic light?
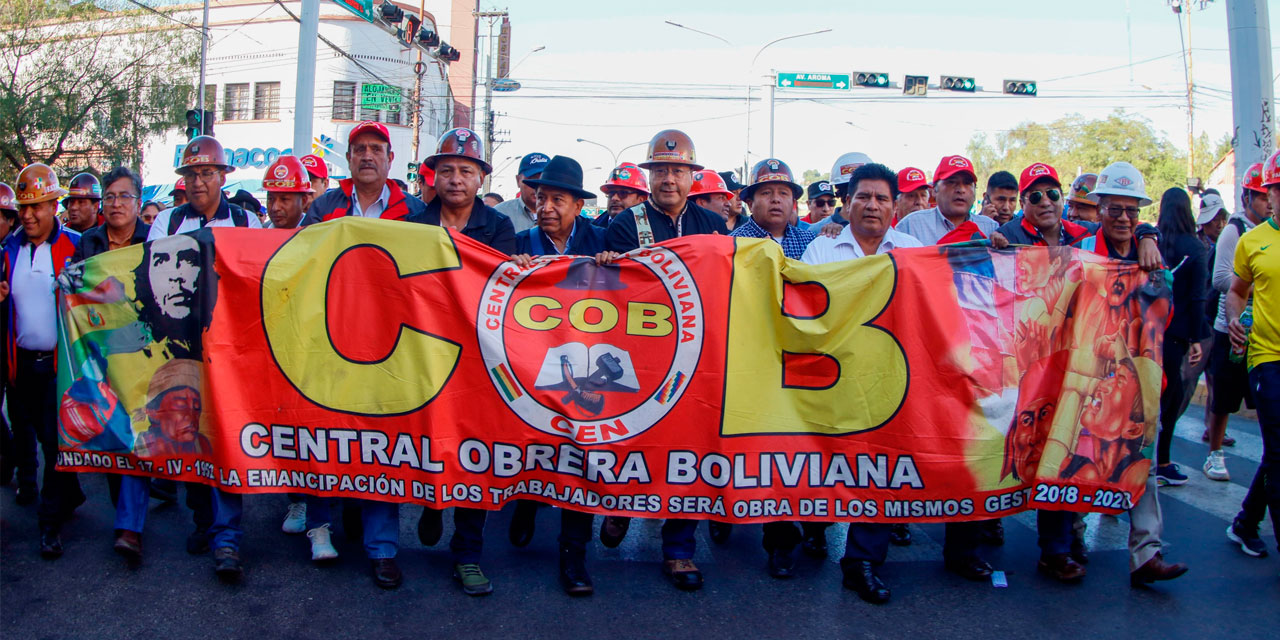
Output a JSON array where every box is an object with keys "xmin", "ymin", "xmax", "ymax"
[
  {"xmin": 380, "ymin": 1, "xmax": 403, "ymax": 23},
  {"xmin": 852, "ymin": 71, "xmax": 889, "ymax": 88},
  {"xmin": 418, "ymin": 26, "xmax": 439, "ymax": 47},
  {"xmin": 437, "ymin": 42, "xmax": 460, "ymax": 62},
  {"xmin": 1003, "ymin": 79, "xmax": 1037, "ymax": 96},
  {"xmin": 184, "ymin": 109, "xmax": 214, "ymax": 140},
  {"xmin": 940, "ymin": 75, "xmax": 976, "ymax": 92},
  {"xmin": 400, "ymin": 15, "xmax": 420, "ymax": 45},
  {"xmin": 903, "ymin": 75, "xmax": 928, "ymax": 96}
]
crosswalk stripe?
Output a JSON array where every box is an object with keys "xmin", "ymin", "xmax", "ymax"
[{"xmin": 1174, "ymin": 414, "xmax": 1262, "ymax": 464}]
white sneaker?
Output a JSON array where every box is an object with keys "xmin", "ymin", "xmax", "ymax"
[
  {"xmin": 282, "ymin": 501, "xmax": 307, "ymax": 534},
  {"xmin": 307, "ymin": 524, "xmax": 339, "ymax": 562},
  {"xmin": 1203, "ymin": 450, "xmax": 1230, "ymax": 481}
]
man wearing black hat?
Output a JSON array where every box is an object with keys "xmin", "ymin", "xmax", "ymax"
[
  {"xmin": 494, "ymin": 152, "xmax": 550, "ymax": 233},
  {"xmin": 802, "ymin": 180, "xmax": 837, "ymax": 228},
  {"xmin": 404, "ymin": 127, "xmax": 515, "ymax": 596},
  {"xmin": 507, "ymin": 156, "xmax": 606, "ymax": 596},
  {"xmin": 227, "ymin": 190, "xmax": 264, "ymax": 225},
  {"xmin": 718, "ymin": 170, "xmax": 749, "ymax": 231}
]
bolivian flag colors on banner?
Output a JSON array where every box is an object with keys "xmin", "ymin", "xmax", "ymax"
[{"xmin": 55, "ymin": 218, "xmax": 1171, "ymax": 523}]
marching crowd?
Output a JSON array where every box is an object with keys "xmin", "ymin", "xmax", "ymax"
[{"xmin": 0, "ymin": 121, "xmax": 1277, "ymax": 602}]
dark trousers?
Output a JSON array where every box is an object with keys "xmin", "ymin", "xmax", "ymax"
[
  {"xmin": 13, "ymin": 348, "xmax": 84, "ymax": 530},
  {"xmin": 661, "ymin": 519, "xmax": 698, "ymax": 559},
  {"xmin": 1036, "ymin": 510, "xmax": 1076, "ymax": 555},
  {"xmin": 843, "ymin": 521, "xmax": 982, "ymax": 565},
  {"xmin": 762, "ymin": 521, "xmax": 802, "ymax": 552},
  {"xmin": 559, "ymin": 509, "xmax": 595, "ymax": 556},
  {"xmin": 107, "ymin": 474, "xmax": 212, "ymax": 531},
  {"xmin": 450, "ymin": 507, "xmax": 488, "ymax": 564},
  {"xmin": 1240, "ymin": 361, "xmax": 1280, "ymax": 548},
  {"xmin": 1157, "ymin": 337, "xmax": 1191, "ymax": 465}
]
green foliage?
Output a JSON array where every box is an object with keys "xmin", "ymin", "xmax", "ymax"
[
  {"xmin": 965, "ymin": 110, "xmax": 1227, "ymax": 220},
  {"xmin": 0, "ymin": 0, "xmax": 199, "ymax": 179},
  {"xmin": 797, "ymin": 169, "xmax": 829, "ymax": 202}
]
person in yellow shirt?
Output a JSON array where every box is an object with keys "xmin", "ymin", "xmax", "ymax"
[{"xmin": 1224, "ymin": 148, "xmax": 1280, "ymax": 558}]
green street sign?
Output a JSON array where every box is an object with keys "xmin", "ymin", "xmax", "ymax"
[
  {"xmin": 776, "ymin": 72, "xmax": 850, "ymax": 91},
  {"xmin": 332, "ymin": 0, "xmax": 374, "ymax": 23},
  {"xmin": 361, "ymin": 84, "xmax": 402, "ymax": 110}
]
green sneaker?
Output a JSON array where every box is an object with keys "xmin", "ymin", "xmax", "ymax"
[{"xmin": 453, "ymin": 563, "xmax": 493, "ymax": 596}]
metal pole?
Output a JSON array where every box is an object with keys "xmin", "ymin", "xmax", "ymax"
[
  {"xmin": 1186, "ymin": 5, "xmax": 1195, "ymax": 180},
  {"xmin": 411, "ymin": 0, "xmax": 426, "ymax": 164},
  {"xmin": 293, "ymin": 0, "xmax": 319, "ymax": 157},
  {"xmin": 198, "ymin": 0, "xmax": 210, "ymax": 130},
  {"xmin": 767, "ymin": 69, "xmax": 775, "ymax": 158},
  {"xmin": 744, "ymin": 83, "xmax": 751, "ymax": 178},
  {"xmin": 1226, "ymin": 0, "xmax": 1275, "ymax": 203}
]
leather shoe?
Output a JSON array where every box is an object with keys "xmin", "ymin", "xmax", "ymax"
[
  {"xmin": 709, "ymin": 521, "xmax": 732, "ymax": 544},
  {"xmin": 889, "ymin": 523, "xmax": 912, "ymax": 546},
  {"xmin": 662, "ymin": 559, "xmax": 704, "ymax": 591},
  {"xmin": 114, "ymin": 530, "xmax": 143, "ymax": 563},
  {"xmin": 979, "ymin": 519, "xmax": 1005, "ymax": 546},
  {"xmin": 508, "ymin": 500, "xmax": 537, "ymax": 548},
  {"xmin": 40, "ymin": 528, "xmax": 63, "ymax": 559},
  {"xmin": 417, "ymin": 508, "xmax": 443, "ymax": 546},
  {"xmin": 371, "ymin": 558, "xmax": 403, "ymax": 589},
  {"xmin": 559, "ymin": 552, "xmax": 594, "ymax": 596},
  {"xmin": 599, "ymin": 516, "xmax": 631, "ymax": 548},
  {"xmin": 842, "ymin": 561, "xmax": 890, "ymax": 604},
  {"xmin": 945, "ymin": 555, "xmax": 993, "ymax": 581},
  {"xmin": 16, "ymin": 484, "xmax": 37, "ymax": 506},
  {"xmin": 767, "ymin": 548, "xmax": 796, "ymax": 578},
  {"xmin": 1069, "ymin": 538, "xmax": 1089, "ymax": 565},
  {"xmin": 213, "ymin": 547, "xmax": 243, "ymax": 583},
  {"xmin": 1130, "ymin": 553, "xmax": 1188, "ymax": 586},
  {"xmin": 186, "ymin": 527, "xmax": 211, "ymax": 555},
  {"xmin": 1038, "ymin": 553, "xmax": 1086, "ymax": 581}
]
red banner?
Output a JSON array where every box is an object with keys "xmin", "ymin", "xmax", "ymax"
[{"xmin": 56, "ymin": 218, "xmax": 1171, "ymax": 522}]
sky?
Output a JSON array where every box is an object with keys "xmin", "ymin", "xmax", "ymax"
[{"xmin": 477, "ymin": 0, "xmax": 1278, "ymax": 197}]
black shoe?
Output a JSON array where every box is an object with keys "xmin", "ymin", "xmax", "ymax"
[
  {"xmin": 343, "ymin": 503, "xmax": 363, "ymax": 541},
  {"xmin": 417, "ymin": 508, "xmax": 443, "ymax": 546},
  {"xmin": 508, "ymin": 501, "xmax": 537, "ymax": 548},
  {"xmin": 767, "ymin": 548, "xmax": 796, "ymax": 578},
  {"xmin": 889, "ymin": 523, "xmax": 912, "ymax": 546},
  {"xmin": 842, "ymin": 561, "xmax": 890, "ymax": 604},
  {"xmin": 709, "ymin": 521, "xmax": 732, "ymax": 545},
  {"xmin": 945, "ymin": 555, "xmax": 994, "ymax": 581},
  {"xmin": 149, "ymin": 479, "xmax": 178, "ymax": 503},
  {"xmin": 979, "ymin": 520, "xmax": 1004, "ymax": 546},
  {"xmin": 16, "ymin": 484, "xmax": 37, "ymax": 506},
  {"xmin": 39, "ymin": 528, "xmax": 63, "ymax": 559},
  {"xmin": 663, "ymin": 559, "xmax": 704, "ymax": 591},
  {"xmin": 801, "ymin": 531, "xmax": 828, "ymax": 558},
  {"xmin": 599, "ymin": 516, "xmax": 630, "ymax": 548},
  {"xmin": 213, "ymin": 547, "xmax": 243, "ymax": 583},
  {"xmin": 371, "ymin": 558, "xmax": 403, "ymax": 589},
  {"xmin": 186, "ymin": 527, "xmax": 211, "ymax": 555},
  {"xmin": 559, "ymin": 551, "xmax": 594, "ymax": 596},
  {"xmin": 1070, "ymin": 538, "xmax": 1089, "ymax": 565}
]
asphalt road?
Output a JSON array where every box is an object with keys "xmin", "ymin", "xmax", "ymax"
[{"xmin": 1, "ymin": 410, "xmax": 1276, "ymax": 640}]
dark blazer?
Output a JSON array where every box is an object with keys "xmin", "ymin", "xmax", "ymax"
[
  {"xmin": 72, "ymin": 221, "xmax": 151, "ymax": 262},
  {"xmin": 515, "ymin": 218, "xmax": 606, "ymax": 257},
  {"xmin": 403, "ymin": 196, "xmax": 516, "ymax": 254}
]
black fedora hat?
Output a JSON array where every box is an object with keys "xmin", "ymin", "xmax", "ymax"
[{"xmin": 523, "ymin": 155, "xmax": 596, "ymax": 201}]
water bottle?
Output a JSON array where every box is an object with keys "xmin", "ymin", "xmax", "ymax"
[{"xmin": 1229, "ymin": 303, "xmax": 1254, "ymax": 363}]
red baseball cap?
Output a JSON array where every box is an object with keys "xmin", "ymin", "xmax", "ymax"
[
  {"xmin": 1019, "ymin": 162, "xmax": 1061, "ymax": 192},
  {"xmin": 934, "ymin": 155, "xmax": 977, "ymax": 184},
  {"xmin": 417, "ymin": 162, "xmax": 435, "ymax": 187},
  {"xmin": 898, "ymin": 167, "xmax": 928, "ymax": 193},
  {"xmin": 300, "ymin": 154, "xmax": 328, "ymax": 180},
  {"xmin": 348, "ymin": 121, "xmax": 390, "ymax": 146}
]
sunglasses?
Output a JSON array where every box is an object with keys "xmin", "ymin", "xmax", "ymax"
[
  {"xmin": 1104, "ymin": 205, "xmax": 1141, "ymax": 219},
  {"xmin": 811, "ymin": 197, "xmax": 836, "ymax": 207},
  {"xmin": 1026, "ymin": 189, "xmax": 1061, "ymax": 205}
]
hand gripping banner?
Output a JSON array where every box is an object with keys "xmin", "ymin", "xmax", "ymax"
[{"xmin": 55, "ymin": 218, "xmax": 1171, "ymax": 523}]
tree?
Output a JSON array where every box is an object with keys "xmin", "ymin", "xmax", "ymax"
[
  {"xmin": 965, "ymin": 110, "xmax": 1224, "ymax": 220},
  {"xmin": 798, "ymin": 169, "xmax": 829, "ymax": 202},
  {"xmin": 0, "ymin": 0, "xmax": 199, "ymax": 179}
]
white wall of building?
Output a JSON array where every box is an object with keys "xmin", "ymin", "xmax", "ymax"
[{"xmin": 141, "ymin": 1, "xmax": 454, "ymax": 200}]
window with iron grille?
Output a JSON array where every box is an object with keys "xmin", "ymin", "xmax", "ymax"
[
  {"xmin": 254, "ymin": 82, "xmax": 280, "ymax": 120},
  {"xmin": 223, "ymin": 83, "xmax": 250, "ymax": 121},
  {"xmin": 332, "ymin": 81, "xmax": 356, "ymax": 120}
]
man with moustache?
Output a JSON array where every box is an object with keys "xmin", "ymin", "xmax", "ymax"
[
  {"xmin": 494, "ymin": 152, "xmax": 550, "ymax": 233},
  {"xmin": 149, "ymin": 136, "xmax": 261, "ymax": 239},
  {"xmin": 303, "ymin": 121, "xmax": 427, "ymax": 223}
]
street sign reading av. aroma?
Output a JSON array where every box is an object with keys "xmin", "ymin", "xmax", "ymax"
[{"xmin": 776, "ymin": 72, "xmax": 850, "ymax": 90}]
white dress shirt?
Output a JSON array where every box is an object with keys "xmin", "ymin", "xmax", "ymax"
[{"xmin": 800, "ymin": 223, "xmax": 923, "ymax": 265}]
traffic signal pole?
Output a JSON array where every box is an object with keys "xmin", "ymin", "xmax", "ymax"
[
  {"xmin": 1226, "ymin": 0, "xmax": 1275, "ymax": 198},
  {"xmin": 293, "ymin": 0, "xmax": 319, "ymax": 160},
  {"xmin": 198, "ymin": 0, "xmax": 209, "ymax": 131}
]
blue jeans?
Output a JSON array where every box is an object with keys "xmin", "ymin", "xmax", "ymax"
[
  {"xmin": 661, "ymin": 519, "xmax": 698, "ymax": 560},
  {"xmin": 210, "ymin": 489, "xmax": 244, "ymax": 551},
  {"xmin": 1036, "ymin": 510, "xmax": 1076, "ymax": 555},
  {"xmin": 113, "ymin": 474, "xmax": 151, "ymax": 533},
  {"xmin": 305, "ymin": 495, "xmax": 334, "ymax": 530},
  {"xmin": 359, "ymin": 500, "xmax": 399, "ymax": 559}
]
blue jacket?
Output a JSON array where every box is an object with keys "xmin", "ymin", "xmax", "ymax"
[{"xmin": 515, "ymin": 218, "xmax": 606, "ymax": 257}]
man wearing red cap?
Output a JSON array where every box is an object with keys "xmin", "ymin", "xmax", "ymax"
[
  {"xmin": 896, "ymin": 155, "xmax": 997, "ymax": 245},
  {"xmin": 992, "ymin": 162, "xmax": 1159, "ymax": 252},
  {"xmin": 594, "ymin": 162, "xmax": 648, "ymax": 228},
  {"xmin": 417, "ymin": 163, "xmax": 436, "ymax": 205},
  {"xmin": 302, "ymin": 121, "xmax": 427, "ymax": 224},
  {"xmin": 893, "ymin": 167, "xmax": 930, "ymax": 226},
  {"xmin": 299, "ymin": 155, "xmax": 329, "ymax": 209}
]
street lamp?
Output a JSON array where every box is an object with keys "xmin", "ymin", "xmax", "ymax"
[
  {"xmin": 576, "ymin": 138, "xmax": 648, "ymax": 169},
  {"xmin": 664, "ymin": 21, "xmax": 831, "ymax": 175}
]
